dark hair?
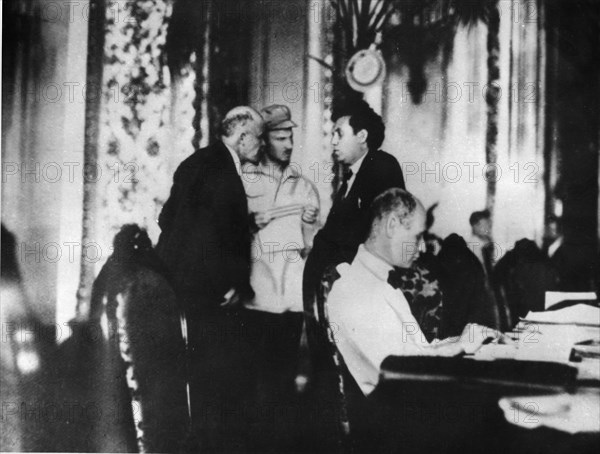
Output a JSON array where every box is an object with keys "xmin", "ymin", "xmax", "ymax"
[
  {"xmin": 368, "ymin": 188, "xmax": 419, "ymax": 237},
  {"xmin": 332, "ymin": 99, "xmax": 385, "ymax": 152},
  {"xmin": 469, "ymin": 209, "xmax": 491, "ymax": 226},
  {"xmin": 112, "ymin": 224, "xmax": 153, "ymax": 260},
  {"xmin": 90, "ymin": 224, "xmax": 171, "ymax": 322}
]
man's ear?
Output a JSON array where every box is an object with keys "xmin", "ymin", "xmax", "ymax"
[
  {"xmin": 236, "ymin": 131, "xmax": 246, "ymax": 148},
  {"xmin": 357, "ymin": 129, "xmax": 368, "ymax": 144},
  {"xmin": 385, "ymin": 213, "xmax": 397, "ymax": 238}
]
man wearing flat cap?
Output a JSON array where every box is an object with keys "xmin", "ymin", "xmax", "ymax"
[{"xmin": 242, "ymin": 105, "xmax": 320, "ymax": 418}]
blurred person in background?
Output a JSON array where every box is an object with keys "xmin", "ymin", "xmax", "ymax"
[
  {"xmin": 469, "ymin": 209, "xmax": 495, "ymax": 277},
  {"xmin": 1, "ymin": 224, "xmax": 44, "ymax": 451}
]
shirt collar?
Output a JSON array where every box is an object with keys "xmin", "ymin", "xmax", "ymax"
[
  {"xmin": 224, "ymin": 143, "xmax": 242, "ymax": 176},
  {"xmin": 349, "ymin": 151, "xmax": 368, "ymax": 176},
  {"xmin": 354, "ymin": 244, "xmax": 394, "ymax": 282}
]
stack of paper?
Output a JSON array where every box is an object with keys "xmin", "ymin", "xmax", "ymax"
[
  {"xmin": 524, "ymin": 303, "xmax": 600, "ymax": 326},
  {"xmin": 545, "ymin": 291, "xmax": 597, "ymax": 309},
  {"xmin": 474, "ymin": 305, "xmax": 600, "ymax": 364}
]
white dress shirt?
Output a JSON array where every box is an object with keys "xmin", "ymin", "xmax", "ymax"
[{"xmin": 327, "ymin": 245, "xmax": 434, "ymax": 395}]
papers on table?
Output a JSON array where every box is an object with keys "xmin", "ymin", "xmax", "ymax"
[
  {"xmin": 545, "ymin": 291, "xmax": 597, "ymax": 310},
  {"xmin": 473, "ymin": 338, "xmax": 574, "ymax": 363},
  {"xmin": 474, "ymin": 304, "xmax": 600, "ymax": 365},
  {"xmin": 525, "ymin": 303, "xmax": 600, "ymax": 326}
]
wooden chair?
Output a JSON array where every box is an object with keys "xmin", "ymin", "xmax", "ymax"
[
  {"xmin": 92, "ymin": 224, "xmax": 190, "ymax": 452},
  {"xmin": 304, "ymin": 264, "xmax": 354, "ymax": 453}
]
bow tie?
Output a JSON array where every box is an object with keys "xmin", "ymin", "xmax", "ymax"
[{"xmin": 387, "ymin": 267, "xmax": 405, "ymax": 290}]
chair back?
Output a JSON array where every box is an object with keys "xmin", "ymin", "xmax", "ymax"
[
  {"xmin": 95, "ymin": 224, "xmax": 190, "ymax": 452},
  {"xmin": 494, "ymin": 238, "xmax": 560, "ymax": 328},
  {"xmin": 304, "ymin": 264, "xmax": 353, "ymax": 453}
]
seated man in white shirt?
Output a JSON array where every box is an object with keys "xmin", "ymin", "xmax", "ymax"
[{"xmin": 328, "ymin": 188, "xmax": 504, "ymax": 396}]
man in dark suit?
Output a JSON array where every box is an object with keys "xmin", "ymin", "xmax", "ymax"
[
  {"xmin": 303, "ymin": 100, "xmax": 405, "ymax": 309},
  {"xmin": 156, "ymin": 106, "xmax": 264, "ymax": 451}
]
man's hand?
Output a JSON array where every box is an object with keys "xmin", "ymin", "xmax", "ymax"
[
  {"xmin": 220, "ymin": 288, "xmax": 241, "ymax": 308},
  {"xmin": 253, "ymin": 211, "xmax": 272, "ymax": 230},
  {"xmin": 301, "ymin": 205, "xmax": 318, "ymax": 224},
  {"xmin": 459, "ymin": 323, "xmax": 505, "ymax": 354}
]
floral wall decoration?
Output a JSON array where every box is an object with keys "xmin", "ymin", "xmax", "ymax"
[{"xmin": 95, "ymin": 0, "xmax": 195, "ymax": 268}]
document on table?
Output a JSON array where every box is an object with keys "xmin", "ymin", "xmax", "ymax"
[
  {"xmin": 545, "ymin": 291, "xmax": 597, "ymax": 309},
  {"xmin": 474, "ymin": 304, "xmax": 600, "ymax": 364},
  {"xmin": 525, "ymin": 303, "xmax": 600, "ymax": 326}
]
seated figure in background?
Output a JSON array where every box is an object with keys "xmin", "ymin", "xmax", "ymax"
[
  {"xmin": 328, "ymin": 189, "xmax": 503, "ymax": 396},
  {"xmin": 468, "ymin": 209, "xmax": 495, "ymax": 275},
  {"xmin": 437, "ymin": 233, "xmax": 501, "ymax": 336},
  {"xmin": 54, "ymin": 224, "xmax": 189, "ymax": 452},
  {"xmin": 494, "ymin": 238, "xmax": 560, "ymax": 328}
]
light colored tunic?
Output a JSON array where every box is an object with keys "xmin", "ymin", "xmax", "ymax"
[{"xmin": 242, "ymin": 162, "xmax": 320, "ymax": 313}]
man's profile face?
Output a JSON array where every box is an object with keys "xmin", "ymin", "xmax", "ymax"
[
  {"xmin": 238, "ymin": 123, "xmax": 264, "ymax": 164},
  {"xmin": 331, "ymin": 116, "xmax": 366, "ymax": 165},
  {"xmin": 390, "ymin": 207, "xmax": 426, "ymax": 269},
  {"xmin": 266, "ymin": 129, "xmax": 293, "ymax": 165}
]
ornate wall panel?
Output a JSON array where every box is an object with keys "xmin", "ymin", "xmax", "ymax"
[
  {"xmin": 99, "ymin": 2, "xmax": 195, "ymax": 243},
  {"xmin": 78, "ymin": 0, "xmax": 196, "ymax": 316}
]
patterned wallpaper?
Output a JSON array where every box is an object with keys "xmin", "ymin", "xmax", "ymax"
[{"xmin": 95, "ymin": 0, "xmax": 195, "ymax": 267}]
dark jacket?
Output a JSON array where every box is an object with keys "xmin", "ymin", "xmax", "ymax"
[
  {"xmin": 494, "ymin": 238, "xmax": 559, "ymax": 327},
  {"xmin": 156, "ymin": 141, "xmax": 253, "ymax": 314},
  {"xmin": 437, "ymin": 234, "xmax": 499, "ymax": 337},
  {"xmin": 304, "ymin": 150, "xmax": 405, "ymax": 305}
]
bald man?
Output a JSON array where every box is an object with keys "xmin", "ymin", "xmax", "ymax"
[
  {"xmin": 328, "ymin": 188, "xmax": 504, "ymax": 396},
  {"xmin": 157, "ymin": 106, "xmax": 264, "ymax": 313},
  {"xmin": 156, "ymin": 106, "xmax": 265, "ymax": 451}
]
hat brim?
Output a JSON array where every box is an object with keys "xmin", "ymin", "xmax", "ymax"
[{"xmin": 267, "ymin": 120, "xmax": 298, "ymax": 130}]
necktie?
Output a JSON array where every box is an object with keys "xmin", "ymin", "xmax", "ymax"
[
  {"xmin": 337, "ymin": 168, "xmax": 353, "ymax": 201},
  {"xmin": 482, "ymin": 242, "xmax": 494, "ymax": 277}
]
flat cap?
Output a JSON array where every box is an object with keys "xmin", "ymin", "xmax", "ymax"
[{"xmin": 260, "ymin": 104, "xmax": 298, "ymax": 131}]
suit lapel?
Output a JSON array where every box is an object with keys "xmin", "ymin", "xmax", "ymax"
[{"xmin": 215, "ymin": 141, "xmax": 245, "ymax": 194}]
